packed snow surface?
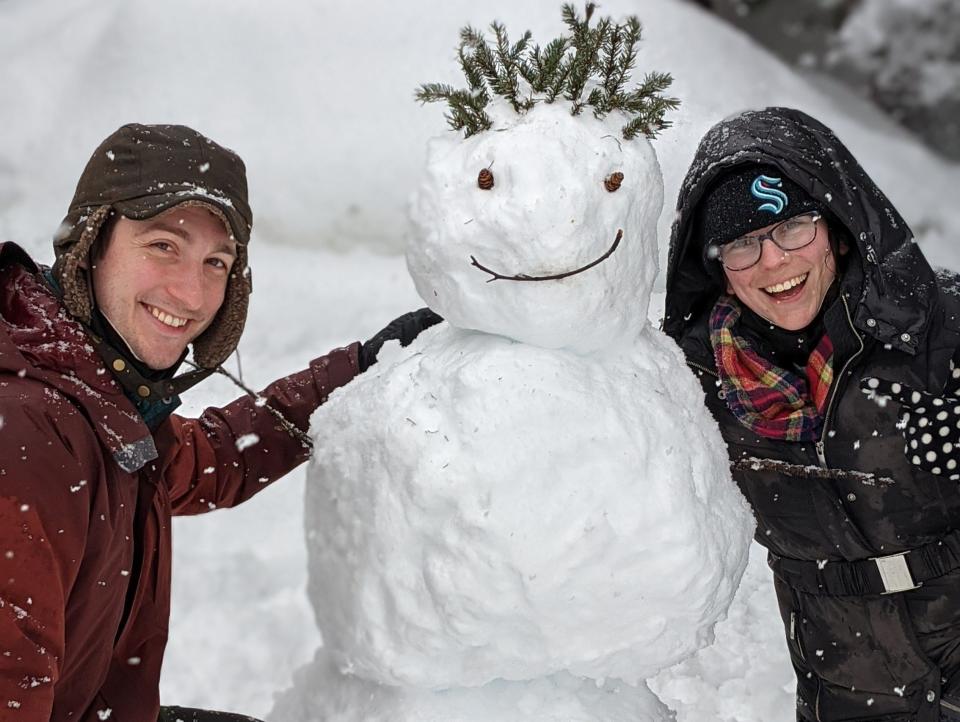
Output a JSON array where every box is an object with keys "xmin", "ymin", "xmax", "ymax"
[
  {"xmin": 305, "ymin": 324, "xmax": 753, "ymax": 689},
  {"xmin": 408, "ymin": 103, "xmax": 662, "ymax": 352},
  {"xmin": 272, "ymin": 648, "xmax": 671, "ymax": 722}
]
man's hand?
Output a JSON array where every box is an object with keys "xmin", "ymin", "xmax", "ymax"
[
  {"xmin": 359, "ymin": 308, "xmax": 443, "ymax": 372},
  {"xmin": 861, "ymin": 357, "xmax": 960, "ymax": 479}
]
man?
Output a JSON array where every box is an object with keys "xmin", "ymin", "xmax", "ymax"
[
  {"xmin": 663, "ymin": 107, "xmax": 960, "ymax": 721},
  {"xmin": 0, "ymin": 124, "xmax": 439, "ymax": 721}
]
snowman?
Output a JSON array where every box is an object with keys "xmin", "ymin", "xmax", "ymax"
[{"xmin": 278, "ymin": 7, "xmax": 754, "ymax": 721}]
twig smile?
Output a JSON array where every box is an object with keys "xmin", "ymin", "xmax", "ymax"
[{"xmin": 470, "ymin": 229, "xmax": 623, "ymax": 283}]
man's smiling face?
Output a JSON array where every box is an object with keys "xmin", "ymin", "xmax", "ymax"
[{"xmin": 91, "ymin": 204, "xmax": 237, "ymax": 370}]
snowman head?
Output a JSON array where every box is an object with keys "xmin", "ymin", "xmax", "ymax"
[{"xmin": 407, "ymin": 5, "xmax": 676, "ymax": 353}]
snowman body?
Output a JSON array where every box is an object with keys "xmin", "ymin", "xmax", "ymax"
[{"xmin": 298, "ymin": 102, "xmax": 753, "ymax": 720}]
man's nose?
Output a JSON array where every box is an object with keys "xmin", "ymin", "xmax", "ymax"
[{"xmin": 166, "ymin": 263, "xmax": 206, "ymax": 312}]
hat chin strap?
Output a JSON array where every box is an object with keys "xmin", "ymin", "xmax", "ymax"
[
  {"xmin": 99, "ymin": 308, "xmax": 149, "ymax": 364},
  {"xmin": 84, "ymin": 318, "xmax": 214, "ymax": 401},
  {"xmin": 82, "ymin": 264, "xmax": 217, "ymax": 399},
  {"xmin": 88, "ymin": 312, "xmax": 313, "ymax": 447}
]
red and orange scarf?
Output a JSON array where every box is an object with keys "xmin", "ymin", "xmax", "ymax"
[{"xmin": 709, "ymin": 296, "xmax": 834, "ymax": 441}]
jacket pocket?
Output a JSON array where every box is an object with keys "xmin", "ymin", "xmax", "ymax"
[{"xmin": 794, "ymin": 590, "xmax": 937, "ymax": 694}]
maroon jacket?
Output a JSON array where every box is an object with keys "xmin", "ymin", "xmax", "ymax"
[{"xmin": 0, "ymin": 243, "xmax": 359, "ymax": 721}]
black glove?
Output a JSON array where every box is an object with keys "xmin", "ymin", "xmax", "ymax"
[
  {"xmin": 359, "ymin": 308, "xmax": 443, "ymax": 372},
  {"xmin": 860, "ymin": 356, "xmax": 960, "ymax": 479}
]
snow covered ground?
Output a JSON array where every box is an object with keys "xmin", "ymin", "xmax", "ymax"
[{"xmin": 2, "ymin": 0, "xmax": 959, "ymax": 720}]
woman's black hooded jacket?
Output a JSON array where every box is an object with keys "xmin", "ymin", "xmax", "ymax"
[{"xmin": 663, "ymin": 107, "xmax": 960, "ymax": 721}]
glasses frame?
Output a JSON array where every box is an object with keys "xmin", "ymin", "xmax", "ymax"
[{"xmin": 709, "ymin": 211, "xmax": 822, "ymax": 272}]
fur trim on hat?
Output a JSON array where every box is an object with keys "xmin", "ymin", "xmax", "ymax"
[{"xmin": 56, "ymin": 204, "xmax": 111, "ymax": 325}]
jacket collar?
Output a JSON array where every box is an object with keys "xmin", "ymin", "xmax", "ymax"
[{"xmin": 0, "ymin": 242, "xmax": 158, "ymax": 472}]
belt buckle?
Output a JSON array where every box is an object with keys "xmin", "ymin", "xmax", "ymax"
[{"xmin": 872, "ymin": 551, "xmax": 921, "ymax": 594}]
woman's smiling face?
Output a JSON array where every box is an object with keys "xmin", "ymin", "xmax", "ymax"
[{"xmin": 723, "ymin": 215, "xmax": 837, "ymax": 330}]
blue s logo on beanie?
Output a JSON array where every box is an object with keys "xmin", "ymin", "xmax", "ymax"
[{"xmin": 751, "ymin": 175, "xmax": 789, "ymax": 214}]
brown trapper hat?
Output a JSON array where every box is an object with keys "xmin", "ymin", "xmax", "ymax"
[{"xmin": 52, "ymin": 123, "xmax": 253, "ymax": 369}]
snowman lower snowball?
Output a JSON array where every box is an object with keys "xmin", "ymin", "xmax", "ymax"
[{"xmin": 284, "ymin": 7, "xmax": 754, "ymax": 720}]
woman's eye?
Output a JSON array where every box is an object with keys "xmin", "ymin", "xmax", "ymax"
[
  {"xmin": 206, "ymin": 257, "xmax": 228, "ymax": 270},
  {"xmin": 151, "ymin": 241, "xmax": 173, "ymax": 252}
]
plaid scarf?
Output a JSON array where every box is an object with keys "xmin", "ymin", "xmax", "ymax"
[{"xmin": 709, "ymin": 296, "xmax": 834, "ymax": 441}]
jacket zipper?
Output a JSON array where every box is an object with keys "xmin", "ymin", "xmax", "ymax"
[
  {"xmin": 789, "ymin": 611, "xmax": 806, "ymax": 662},
  {"xmin": 815, "ymin": 676, "xmax": 823, "ymax": 721},
  {"xmin": 687, "ymin": 360, "xmax": 718, "ymax": 379},
  {"xmin": 815, "ymin": 294, "xmax": 865, "ymax": 467},
  {"xmin": 791, "ymin": 611, "xmax": 824, "ymax": 721}
]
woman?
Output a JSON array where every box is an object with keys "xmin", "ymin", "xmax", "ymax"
[{"xmin": 663, "ymin": 107, "xmax": 960, "ymax": 721}]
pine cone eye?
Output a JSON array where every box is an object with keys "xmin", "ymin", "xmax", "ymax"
[
  {"xmin": 478, "ymin": 168, "xmax": 495, "ymax": 190},
  {"xmin": 604, "ymin": 172, "xmax": 624, "ymax": 192}
]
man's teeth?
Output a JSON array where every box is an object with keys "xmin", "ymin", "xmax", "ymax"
[
  {"xmin": 148, "ymin": 305, "xmax": 188, "ymax": 328},
  {"xmin": 764, "ymin": 273, "xmax": 808, "ymax": 294}
]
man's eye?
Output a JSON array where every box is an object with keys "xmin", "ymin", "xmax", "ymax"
[
  {"xmin": 151, "ymin": 241, "xmax": 173, "ymax": 252},
  {"xmin": 206, "ymin": 258, "xmax": 228, "ymax": 270},
  {"xmin": 730, "ymin": 237, "xmax": 755, "ymax": 250}
]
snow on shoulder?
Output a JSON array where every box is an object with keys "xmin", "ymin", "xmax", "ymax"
[{"xmin": 292, "ymin": 6, "xmax": 754, "ymax": 720}]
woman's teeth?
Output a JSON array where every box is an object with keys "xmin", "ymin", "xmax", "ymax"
[
  {"xmin": 147, "ymin": 305, "xmax": 188, "ymax": 328},
  {"xmin": 764, "ymin": 273, "xmax": 808, "ymax": 294}
]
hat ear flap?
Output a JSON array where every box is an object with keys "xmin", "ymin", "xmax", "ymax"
[
  {"xmin": 191, "ymin": 243, "xmax": 251, "ymax": 369},
  {"xmin": 53, "ymin": 204, "xmax": 113, "ymax": 325}
]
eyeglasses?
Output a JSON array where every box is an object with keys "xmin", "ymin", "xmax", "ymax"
[{"xmin": 707, "ymin": 212, "xmax": 822, "ymax": 272}]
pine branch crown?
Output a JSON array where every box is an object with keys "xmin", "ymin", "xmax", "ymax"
[{"xmin": 415, "ymin": 3, "xmax": 680, "ymax": 140}]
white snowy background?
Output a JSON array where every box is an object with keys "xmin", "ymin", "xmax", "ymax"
[{"xmin": 2, "ymin": 0, "xmax": 959, "ymax": 720}]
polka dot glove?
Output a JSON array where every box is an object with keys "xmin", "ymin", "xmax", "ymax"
[{"xmin": 860, "ymin": 363, "xmax": 960, "ymax": 479}]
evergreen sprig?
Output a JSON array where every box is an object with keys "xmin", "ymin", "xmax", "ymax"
[
  {"xmin": 414, "ymin": 83, "xmax": 493, "ymax": 136},
  {"xmin": 415, "ymin": 3, "xmax": 679, "ymax": 140}
]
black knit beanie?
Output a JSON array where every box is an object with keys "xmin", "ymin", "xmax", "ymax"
[{"xmin": 697, "ymin": 164, "xmax": 822, "ymax": 277}]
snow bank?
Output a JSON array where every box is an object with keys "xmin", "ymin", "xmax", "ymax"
[
  {"xmin": 272, "ymin": 647, "xmax": 670, "ymax": 722},
  {"xmin": 2, "ymin": 0, "xmax": 957, "ymax": 273}
]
